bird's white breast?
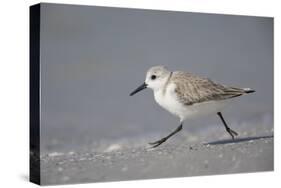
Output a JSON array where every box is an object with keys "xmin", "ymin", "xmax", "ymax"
[
  {"xmin": 154, "ymin": 83, "xmax": 187, "ymax": 120},
  {"xmin": 153, "ymin": 83, "xmax": 228, "ymax": 121}
]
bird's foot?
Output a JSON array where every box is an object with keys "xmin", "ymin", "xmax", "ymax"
[
  {"xmin": 227, "ymin": 128, "xmax": 238, "ymax": 140},
  {"xmin": 149, "ymin": 137, "xmax": 168, "ymax": 148}
]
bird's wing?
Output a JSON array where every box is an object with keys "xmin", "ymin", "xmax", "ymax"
[{"xmin": 172, "ymin": 71, "xmax": 246, "ymax": 105}]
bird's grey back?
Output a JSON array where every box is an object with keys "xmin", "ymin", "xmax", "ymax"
[{"xmin": 171, "ymin": 71, "xmax": 248, "ymax": 105}]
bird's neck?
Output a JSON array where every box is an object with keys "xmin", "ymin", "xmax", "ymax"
[{"xmin": 162, "ymin": 71, "xmax": 173, "ymax": 95}]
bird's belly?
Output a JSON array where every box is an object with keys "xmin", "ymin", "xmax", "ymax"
[
  {"xmin": 154, "ymin": 90, "xmax": 228, "ymax": 120},
  {"xmin": 183, "ymin": 100, "xmax": 228, "ymax": 119}
]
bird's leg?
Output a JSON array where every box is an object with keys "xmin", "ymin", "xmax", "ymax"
[
  {"xmin": 149, "ymin": 123, "xmax": 183, "ymax": 148},
  {"xmin": 217, "ymin": 112, "xmax": 238, "ymax": 140}
]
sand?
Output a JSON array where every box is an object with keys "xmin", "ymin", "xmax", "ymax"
[{"xmin": 40, "ymin": 135, "xmax": 273, "ymax": 185}]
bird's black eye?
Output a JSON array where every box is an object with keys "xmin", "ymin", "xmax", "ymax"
[{"xmin": 151, "ymin": 75, "xmax": 156, "ymax": 80}]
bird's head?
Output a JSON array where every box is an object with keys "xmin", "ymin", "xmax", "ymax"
[{"xmin": 130, "ymin": 66, "xmax": 171, "ymax": 96}]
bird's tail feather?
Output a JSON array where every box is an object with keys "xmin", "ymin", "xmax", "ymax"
[
  {"xmin": 243, "ymin": 88, "xmax": 256, "ymax": 94},
  {"xmin": 224, "ymin": 87, "xmax": 255, "ymax": 97}
]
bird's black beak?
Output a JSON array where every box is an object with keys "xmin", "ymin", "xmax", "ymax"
[{"xmin": 130, "ymin": 82, "xmax": 147, "ymax": 96}]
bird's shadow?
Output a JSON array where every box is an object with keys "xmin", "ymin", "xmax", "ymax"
[{"xmin": 205, "ymin": 135, "xmax": 273, "ymax": 145}]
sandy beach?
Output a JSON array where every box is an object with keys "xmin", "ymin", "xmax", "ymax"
[{"xmin": 40, "ymin": 134, "xmax": 273, "ymax": 185}]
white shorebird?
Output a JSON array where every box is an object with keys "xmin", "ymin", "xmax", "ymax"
[{"xmin": 130, "ymin": 66, "xmax": 255, "ymax": 148}]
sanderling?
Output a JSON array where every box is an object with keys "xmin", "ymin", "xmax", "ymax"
[{"xmin": 130, "ymin": 66, "xmax": 255, "ymax": 148}]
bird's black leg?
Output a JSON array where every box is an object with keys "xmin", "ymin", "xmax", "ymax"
[
  {"xmin": 217, "ymin": 112, "xmax": 238, "ymax": 140},
  {"xmin": 149, "ymin": 123, "xmax": 183, "ymax": 148}
]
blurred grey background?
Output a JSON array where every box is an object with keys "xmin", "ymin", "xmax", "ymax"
[{"xmin": 40, "ymin": 3, "xmax": 273, "ymax": 153}]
